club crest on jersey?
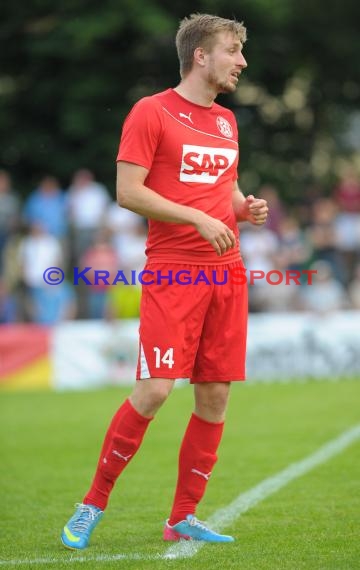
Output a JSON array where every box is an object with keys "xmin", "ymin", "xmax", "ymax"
[
  {"xmin": 180, "ymin": 144, "xmax": 237, "ymax": 184},
  {"xmin": 216, "ymin": 116, "xmax": 233, "ymax": 138}
]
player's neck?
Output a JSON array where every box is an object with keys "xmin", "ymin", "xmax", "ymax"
[{"xmin": 174, "ymin": 76, "xmax": 216, "ymax": 108}]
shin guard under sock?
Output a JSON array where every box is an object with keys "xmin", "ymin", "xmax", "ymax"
[
  {"xmin": 168, "ymin": 413, "xmax": 224, "ymax": 526},
  {"xmin": 83, "ymin": 399, "xmax": 152, "ymax": 510}
]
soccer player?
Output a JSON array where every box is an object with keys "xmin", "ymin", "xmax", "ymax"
[{"xmin": 61, "ymin": 13, "xmax": 268, "ymax": 549}]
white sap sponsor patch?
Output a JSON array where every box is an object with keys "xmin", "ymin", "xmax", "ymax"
[{"xmin": 180, "ymin": 144, "xmax": 237, "ymax": 184}]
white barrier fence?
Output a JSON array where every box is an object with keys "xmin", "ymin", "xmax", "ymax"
[
  {"xmin": 52, "ymin": 312, "xmax": 360, "ymax": 390},
  {"xmin": 246, "ymin": 312, "xmax": 360, "ymax": 381}
]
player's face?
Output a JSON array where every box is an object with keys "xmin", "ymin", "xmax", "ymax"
[{"xmin": 205, "ymin": 32, "xmax": 247, "ymax": 94}]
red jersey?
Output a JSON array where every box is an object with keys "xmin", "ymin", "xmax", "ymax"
[{"xmin": 116, "ymin": 88, "xmax": 240, "ymax": 264}]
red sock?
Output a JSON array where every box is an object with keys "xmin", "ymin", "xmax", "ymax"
[
  {"xmin": 168, "ymin": 413, "xmax": 224, "ymax": 526},
  {"xmin": 83, "ymin": 399, "xmax": 152, "ymax": 510}
]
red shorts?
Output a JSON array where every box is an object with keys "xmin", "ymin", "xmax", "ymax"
[{"xmin": 136, "ymin": 260, "xmax": 248, "ymax": 383}]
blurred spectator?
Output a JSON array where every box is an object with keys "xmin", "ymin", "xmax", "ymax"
[
  {"xmin": 106, "ymin": 202, "xmax": 146, "ymax": 268},
  {"xmin": 249, "ymin": 250, "xmax": 300, "ymax": 313},
  {"xmin": 240, "ymin": 224, "xmax": 279, "ymax": 312},
  {"xmin": 258, "ymin": 185, "xmax": 286, "ymax": 235},
  {"xmin": 18, "ymin": 223, "xmax": 64, "ymax": 322},
  {"xmin": 305, "ymin": 198, "xmax": 344, "ymax": 282},
  {"xmin": 67, "ymin": 169, "xmax": 110, "ymax": 263},
  {"xmin": 240, "ymin": 224, "xmax": 279, "ymax": 274},
  {"xmin": 293, "ymin": 183, "xmax": 324, "ymax": 227},
  {"xmin": 105, "ymin": 280, "xmax": 141, "ymax": 320},
  {"xmin": 0, "ymin": 278, "xmax": 17, "ymax": 323},
  {"xmin": 1, "ymin": 223, "xmax": 28, "ymax": 320},
  {"xmin": 333, "ymin": 168, "xmax": 360, "ymax": 282},
  {"xmin": 333, "ymin": 167, "xmax": 360, "ymax": 212},
  {"xmin": 28, "ymin": 281, "xmax": 77, "ymax": 325},
  {"xmin": 277, "ymin": 215, "xmax": 311, "ymax": 271},
  {"xmin": 0, "ymin": 170, "xmax": 20, "ymax": 271},
  {"xmin": 115, "ymin": 217, "xmax": 147, "ymax": 273},
  {"xmin": 299, "ymin": 260, "xmax": 349, "ymax": 313},
  {"xmin": 80, "ymin": 229, "xmax": 119, "ymax": 319},
  {"xmin": 23, "ymin": 175, "xmax": 68, "ymax": 239},
  {"xmin": 19, "ymin": 224, "xmax": 63, "ymax": 288},
  {"xmin": 348, "ymin": 263, "xmax": 360, "ymax": 310}
]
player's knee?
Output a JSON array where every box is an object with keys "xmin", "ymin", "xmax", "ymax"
[
  {"xmin": 131, "ymin": 380, "xmax": 173, "ymax": 416},
  {"xmin": 147, "ymin": 386, "xmax": 169, "ymax": 410},
  {"xmin": 194, "ymin": 383, "xmax": 230, "ymax": 420}
]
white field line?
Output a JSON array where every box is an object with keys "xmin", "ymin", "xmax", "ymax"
[
  {"xmin": 1, "ymin": 424, "xmax": 359, "ymax": 566},
  {"xmin": 0, "ymin": 553, "xmax": 159, "ymax": 566}
]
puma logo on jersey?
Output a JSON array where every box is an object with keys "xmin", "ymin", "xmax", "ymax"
[
  {"xmin": 191, "ymin": 468, "xmax": 212, "ymax": 480},
  {"xmin": 179, "ymin": 112, "xmax": 193, "ymax": 124},
  {"xmin": 180, "ymin": 145, "xmax": 237, "ymax": 184}
]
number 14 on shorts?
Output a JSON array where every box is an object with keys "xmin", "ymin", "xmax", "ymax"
[{"xmin": 153, "ymin": 347, "xmax": 175, "ymax": 369}]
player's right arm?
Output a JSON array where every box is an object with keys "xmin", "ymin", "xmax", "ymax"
[{"xmin": 116, "ymin": 161, "xmax": 235, "ymax": 256}]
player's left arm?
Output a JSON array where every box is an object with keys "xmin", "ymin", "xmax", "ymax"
[{"xmin": 232, "ymin": 181, "xmax": 268, "ymax": 225}]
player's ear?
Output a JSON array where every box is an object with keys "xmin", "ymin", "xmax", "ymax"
[{"xmin": 194, "ymin": 47, "xmax": 206, "ymax": 68}]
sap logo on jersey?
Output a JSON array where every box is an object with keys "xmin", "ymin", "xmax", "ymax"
[{"xmin": 180, "ymin": 145, "xmax": 237, "ymax": 184}]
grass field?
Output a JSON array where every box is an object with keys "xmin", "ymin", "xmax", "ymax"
[{"xmin": 1, "ymin": 379, "xmax": 360, "ymax": 570}]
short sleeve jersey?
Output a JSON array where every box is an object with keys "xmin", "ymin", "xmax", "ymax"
[{"xmin": 116, "ymin": 88, "xmax": 240, "ymax": 264}]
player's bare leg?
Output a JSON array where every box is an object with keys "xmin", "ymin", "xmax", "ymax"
[
  {"xmin": 164, "ymin": 382, "xmax": 234, "ymax": 542},
  {"xmin": 130, "ymin": 377, "xmax": 174, "ymax": 417},
  {"xmin": 194, "ymin": 382, "xmax": 231, "ymax": 422}
]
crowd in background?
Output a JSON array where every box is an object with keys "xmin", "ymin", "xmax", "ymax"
[{"xmin": 0, "ymin": 167, "xmax": 359, "ymax": 325}]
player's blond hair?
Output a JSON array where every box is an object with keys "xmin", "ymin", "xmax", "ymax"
[{"xmin": 176, "ymin": 13, "xmax": 247, "ymax": 78}]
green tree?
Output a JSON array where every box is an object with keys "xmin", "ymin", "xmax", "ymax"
[{"xmin": 1, "ymin": 0, "xmax": 359, "ymax": 198}]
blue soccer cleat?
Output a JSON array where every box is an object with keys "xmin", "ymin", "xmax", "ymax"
[
  {"xmin": 163, "ymin": 514, "xmax": 234, "ymax": 542},
  {"xmin": 61, "ymin": 503, "xmax": 104, "ymax": 550}
]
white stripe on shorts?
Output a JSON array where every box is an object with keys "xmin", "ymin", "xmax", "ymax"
[{"xmin": 140, "ymin": 342, "xmax": 151, "ymax": 379}]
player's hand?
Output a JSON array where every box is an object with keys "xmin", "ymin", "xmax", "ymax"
[
  {"xmin": 238, "ymin": 194, "xmax": 269, "ymax": 226},
  {"xmin": 242, "ymin": 195, "xmax": 268, "ymax": 225},
  {"xmin": 194, "ymin": 213, "xmax": 236, "ymax": 256}
]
